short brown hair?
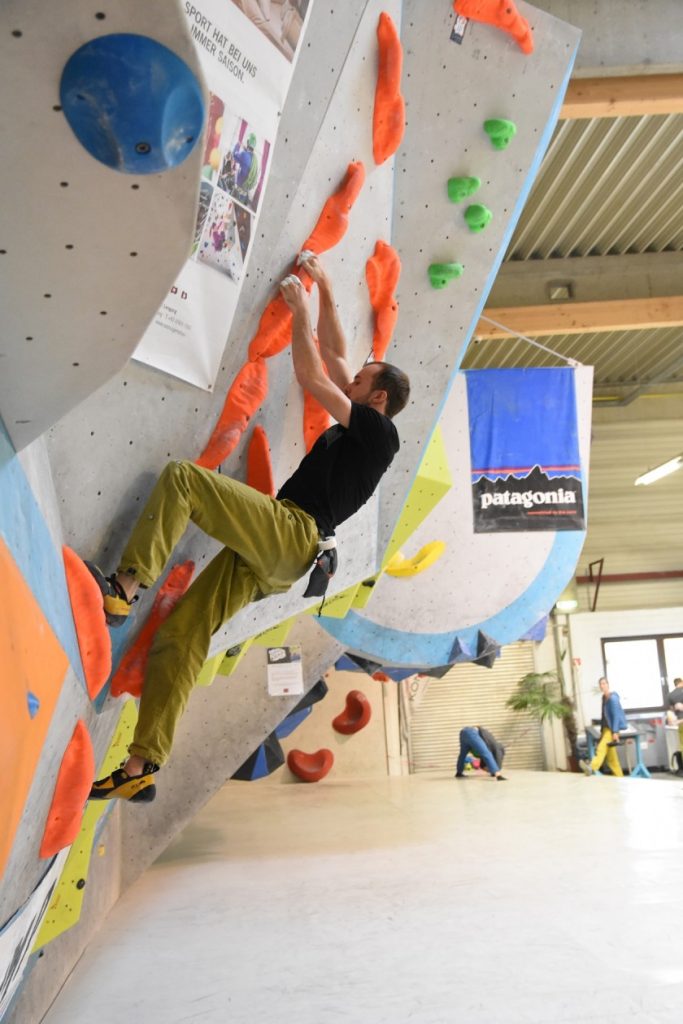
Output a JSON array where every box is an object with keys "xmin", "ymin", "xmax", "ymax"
[{"xmin": 372, "ymin": 362, "xmax": 410, "ymax": 418}]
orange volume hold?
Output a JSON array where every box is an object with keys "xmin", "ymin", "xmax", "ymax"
[
  {"xmin": 196, "ymin": 357, "xmax": 269, "ymax": 470},
  {"xmin": 246, "ymin": 425, "xmax": 275, "ymax": 496},
  {"xmin": 110, "ymin": 561, "xmax": 195, "ymax": 698},
  {"xmin": 40, "ymin": 720, "xmax": 95, "ymax": 858},
  {"xmin": 302, "ymin": 161, "xmax": 366, "ymax": 255},
  {"xmin": 373, "ymin": 12, "xmax": 405, "ymax": 164},
  {"xmin": 454, "ymin": 0, "xmax": 534, "ymax": 54},
  {"xmin": 62, "ymin": 546, "xmax": 112, "ymax": 700},
  {"xmin": 366, "ymin": 240, "xmax": 401, "ymax": 361}
]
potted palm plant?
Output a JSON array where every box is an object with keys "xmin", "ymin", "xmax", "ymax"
[{"xmin": 506, "ymin": 670, "xmax": 579, "ymax": 771}]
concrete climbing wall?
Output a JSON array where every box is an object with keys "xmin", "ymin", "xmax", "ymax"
[
  {"xmin": 0, "ymin": 0, "xmax": 206, "ymax": 451},
  {"xmin": 1, "ymin": 3, "xmax": 582, "ymax": 1020},
  {"xmin": 317, "ymin": 0, "xmax": 585, "ymax": 667}
]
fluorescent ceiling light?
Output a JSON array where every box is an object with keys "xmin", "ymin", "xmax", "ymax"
[
  {"xmin": 555, "ymin": 581, "xmax": 578, "ymax": 614},
  {"xmin": 634, "ymin": 453, "xmax": 683, "ymax": 486}
]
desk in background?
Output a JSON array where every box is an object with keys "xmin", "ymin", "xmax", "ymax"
[{"xmin": 586, "ymin": 725, "xmax": 651, "ymax": 779}]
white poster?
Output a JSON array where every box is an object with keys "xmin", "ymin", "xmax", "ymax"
[
  {"xmin": 267, "ymin": 645, "xmax": 304, "ymax": 696},
  {"xmin": 134, "ymin": 0, "xmax": 314, "ymax": 389},
  {"xmin": 0, "ymin": 850, "xmax": 69, "ymax": 1017}
]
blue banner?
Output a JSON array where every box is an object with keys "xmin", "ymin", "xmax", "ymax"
[{"xmin": 465, "ymin": 368, "xmax": 585, "ymax": 533}]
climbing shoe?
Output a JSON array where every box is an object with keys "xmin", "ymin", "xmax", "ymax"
[
  {"xmin": 89, "ymin": 762, "xmax": 159, "ymax": 803},
  {"xmin": 85, "ymin": 561, "xmax": 137, "ymax": 627}
]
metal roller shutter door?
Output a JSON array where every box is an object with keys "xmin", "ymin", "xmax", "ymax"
[{"xmin": 407, "ymin": 643, "xmax": 544, "ymax": 773}]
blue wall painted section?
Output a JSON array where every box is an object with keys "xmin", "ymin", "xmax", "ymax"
[
  {"xmin": 320, "ymin": 529, "xmax": 585, "ymax": 666},
  {"xmin": 0, "ymin": 420, "xmax": 83, "ymax": 680}
]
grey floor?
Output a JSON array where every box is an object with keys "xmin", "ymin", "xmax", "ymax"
[{"xmin": 45, "ymin": 771, "xmax": 683, "ymax": 1024}]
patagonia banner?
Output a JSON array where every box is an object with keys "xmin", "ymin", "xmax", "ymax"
[{"xmin": 465, "ymin": 368, "xmax": 585, "ymax": 533}]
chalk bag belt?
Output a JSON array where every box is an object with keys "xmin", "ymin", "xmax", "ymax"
[{"xmin": 303, "ymin": 536, "xmax": 338, "ymax": 599}]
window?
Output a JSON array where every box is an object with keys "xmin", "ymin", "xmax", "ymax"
[{"xmin": 601, "ymin": 633, "xmax": 683, "ymax": 712}]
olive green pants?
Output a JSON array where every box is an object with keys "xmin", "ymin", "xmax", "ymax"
[{"xmin": 120, "ymin": 461, "xmax": 318, "ymax": 767}]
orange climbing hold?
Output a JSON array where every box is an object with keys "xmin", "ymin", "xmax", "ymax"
[
  {"xmin": 287, "ymin": 748, "xmax": 334, "ymax": 783},
  {"xmin": 110, "ymin": 561, "xmax": 195, "ymax": 698},
  {"xmin": 373, "ymin": 13, "xmax": 405, "ymax": 164},
  {"xmin": 40, "ymin": 720, "xmax": 95, "ymax": 858},
  {"xmin": 332, "ymin": 690, "xmax": 372, "ymax": 735},
  {"xmin": 246, "ymin": 425, "xmax": 275, "ymax": 496},
  {"xmin": 248, "ymin": 294, "xmax": 293, "ymax": 362},
  {"xmin": 62, "ymin": 546, "xmax": 112, "ymax": 700},
  {"xmin": 202, "ymin": 163, "xmax": 365, "ymax": 474},
  {"xmin": 454, "ymin": 0, "xmax": 534, "ymax": 54},
  {"xmin": 366, "ymin": 241, "xmax": 401, "ymax": 361},
  {"xmin": 196, "ymin": 357, "xmax": 269, "ymax": 470},
  {"xmin": 302, "ymin": 162, "xmax": 366, "ymax": 255}
]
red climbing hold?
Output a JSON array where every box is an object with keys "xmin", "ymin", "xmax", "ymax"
[
  {"xmin": 366, "ymin": 241, "xmax": 401, "ymax": 361},
  {"xmin": 302, "ymin": 162, "xmax": 366, "ymax": 256},
  {"xmin": 287, "ymin": 748, "xmax": 334, "ymax": 782},
  {"xmin": 454, "ymin": 0, "xmax": 534, "ymax": 54},
  {"xmin": 372, "ymin": 671, "xmax": 392, "ymax": 683},
  {"xmin": 373, "ymin": 12, "xmax": 405, "ymax": 164},
  {"xmin": 196, "ymin": 357, "xmax": 269, "ymax": 470},
  {"xmin": 63, "ymin": 546, "xmax": 112, "ymax": 700},
  {"xmin": 332, "ymin": 690, "xmax": 372, "ymax": 735},
  {"xmin": 40, "ymin": 720, "xmax": 95, "ymax": 858},
  {"xmin": 246, "ymin": 424, "xmax": 275, "ymax": 496},
  {"xmin": 110, "ymin": 561, "xmax": 195, "ymax": 698}
]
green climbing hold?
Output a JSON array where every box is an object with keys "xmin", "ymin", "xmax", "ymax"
[
  {"xmin": 465, "ymin": 203, "xmax": 492, "ymax": 233},
  {"xmin": 484, "ymin": 118, "xmax": 517, "ymax": 150},
  {"xmin": 447, "ymin": 176, "xmax": 481, "ymax": 203},
  {"xmin": 428, "ymin": 262, "xmax": 464, "ymax": 289}
]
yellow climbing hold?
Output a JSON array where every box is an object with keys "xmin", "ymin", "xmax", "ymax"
[{"xmin": 385, "ymin": 541, "xmax": 447, "ymax": 577}]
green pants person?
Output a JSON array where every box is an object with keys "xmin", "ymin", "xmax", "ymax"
[
  {"xmin": 89, "ymin": 460, "xmax": 318, "ymax": 801},
  {"xmin": 88, "ymin": 254, "xmax": 410, "ymax": 804}
]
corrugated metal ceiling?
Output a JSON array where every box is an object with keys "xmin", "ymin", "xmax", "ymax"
[
  {"xmin": 465, "ymin": 112, "xmax": 683, "ymax": 395},
  {"xmin": 463, "ymin": 325, "xmax": 683, "ymax": 389},
  {"xmin": 506, "ymin": 114, "xmax": 683, "ymax": 260}
]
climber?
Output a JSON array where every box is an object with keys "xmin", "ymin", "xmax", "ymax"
[{"xmin": 87, "ymin": 253, "xmax": 410, "ymax": 803}]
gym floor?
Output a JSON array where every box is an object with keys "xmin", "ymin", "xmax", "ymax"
[{"xmin": 45, "ymin": 770, "xmax": 683, "ymax": 1023}]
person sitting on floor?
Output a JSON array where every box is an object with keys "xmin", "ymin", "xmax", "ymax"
[{"xmin": 455, "ymin": 725, "xmax": 507, "ymax": 781}]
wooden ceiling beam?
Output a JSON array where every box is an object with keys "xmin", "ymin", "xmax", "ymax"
[
  {"xmin": 477, "ymin": 296, "xmax": 683, "ymax": 339},
  {"xmin": 560, "ymin": 73, "xmax": 683, "ymax": 119}
]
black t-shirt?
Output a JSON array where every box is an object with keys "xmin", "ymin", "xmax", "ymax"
[
  {"xmin": 276, "ymin": 402, "xmax": 399, "ymax": 535},
  {"xmin": 600, "ymin": 695, "xmax": 608, "ymax": 729}
]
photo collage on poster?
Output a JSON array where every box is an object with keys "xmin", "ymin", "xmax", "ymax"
[
  {"xmin": 230, "ymin": 0, "xmax": 311, "ymax": 62},
  {"xmin": 192, "ymin": 92, "xmax": 271, "ymax": 283}
]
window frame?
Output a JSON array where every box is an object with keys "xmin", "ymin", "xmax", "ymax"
[{"xmin": 600, "ymin": 632, "xmax": 683, "ymax": 713}]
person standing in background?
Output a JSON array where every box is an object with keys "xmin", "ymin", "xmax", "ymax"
[
  {"xmin": 580, "ymin": 676, "xmax": 627, "ymax": 777},
  {"xmin": 665, "ymin": 676, "xmax": 683, "ymax": 774}
]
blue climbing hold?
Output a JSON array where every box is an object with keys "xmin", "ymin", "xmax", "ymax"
[
  {"xmin": 60, "ymin": 33, "xmax": 205, "ymax": 174},
  {"xmin": 27, "ymin": 691, "xmax": 40, "ymax": 718}
]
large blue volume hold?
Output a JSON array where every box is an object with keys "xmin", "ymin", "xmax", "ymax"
[{"xmin": 60, "ymin": 33, "xmax": 205, "ymax": 174}]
